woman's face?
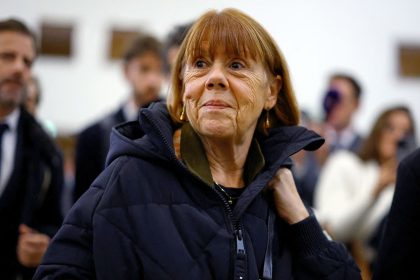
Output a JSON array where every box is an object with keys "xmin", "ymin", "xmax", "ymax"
[
  {"xmin": 378, "ymin": 111, "xmax": 412, "ymax": 162},
  {"xmin": 182, "ymin": 47, "xmax": 279, "ymax": 142}
]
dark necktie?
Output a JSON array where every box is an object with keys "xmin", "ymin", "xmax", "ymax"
[{"xmin": 0, "ymin": 123, "xmax": 10, "ymax": 180}]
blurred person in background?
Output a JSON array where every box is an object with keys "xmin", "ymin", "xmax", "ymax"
[
  {"xmin": 34, "ymin": 8, "xmax": 360, "ymax": 279},
  {"xmin": 162, "ymin": 22, "xmax": 193, "ymax": 154},
  {"xmin": 0, "ymin": 18, "xmax": 64, "ymax": 280},
  {"xmin": 22, "ymin": 75, "xmax": 40, "ymax": 116},
  {"xmin": 314, "ymin": 105, "xmax": 417, "ymax": 278},
  {"xmin": 22, "ymin": 75, "xmax": 57, "ymax": 137},
  {"xmin": 322, "ymin": 73, "xmax": 364, "ymax": 153},
  {"xmin": 291, "ymin": 110, "xmax": 321, "ymax": 206},
  {"xmin": 373, "ymin": 147, "xmax": 420, "ymax": 280},
  {"xmin": 73, "ymin": 33, "xmax": 164, "ymax": 202},
  {"xmin": 162, "ymin": 21, "xmax": 193, "ymax": 81},
  {"xmin": 293, "ymin": 73, "xmax": 364, "ymax": 207},
  {"xmin": 23, "ymin": 74, "xmax": 75, "ymax": 219}
]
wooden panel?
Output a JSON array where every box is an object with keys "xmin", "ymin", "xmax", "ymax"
[
  {"xmin": 399, "ymin": 45, "xmax": 420, "ymax": 77},
  {"xmin": 40, "ymin": 22, "xmax": 73, "ymax": 57},
  {"xmin": 108, "ymin": 29, "xmax": 140, "ymax": 60}
]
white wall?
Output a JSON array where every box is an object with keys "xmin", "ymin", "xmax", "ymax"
[{"xmin": 2, "ymin": 0, "xmax": 420, "ymax": 139}]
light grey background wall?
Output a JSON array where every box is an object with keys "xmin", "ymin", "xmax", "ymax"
[{"xmin": 2, "ymin": 0, "xmax": 420, "ymax": 139}]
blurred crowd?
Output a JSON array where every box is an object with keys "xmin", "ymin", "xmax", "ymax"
[{"xmin": 0, "ymin": 15, "xmax": 418, "ymax": 280}]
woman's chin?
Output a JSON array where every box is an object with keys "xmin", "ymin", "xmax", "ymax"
[{"xmin": 198, "ymin": 123, "xmax": 235, "ymax": 139}]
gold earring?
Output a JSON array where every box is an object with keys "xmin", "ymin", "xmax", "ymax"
[
  {"xmin": 179, "ymin": 103, "xmax": 186, "ymax": 121},
  {"xmin": 264, "ymin": 109, "xmax": 270, "ymax": 130}
]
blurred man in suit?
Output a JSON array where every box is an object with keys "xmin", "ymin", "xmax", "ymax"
[
  {"xmin": 322, "ymin": 73, "xmax": 363, "ymax": 153},
  {"xmin": 0, "ymin": 18, "xmax": 64, "ymax": 279},
  {"xmin": 74, "ymin": 33, "xmax": 163, "ymax": 201},
  {"xmin": 294, "ymin": 73, "xmax": 364, "ymax": 207}
]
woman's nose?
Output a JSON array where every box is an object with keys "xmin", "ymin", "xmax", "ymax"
[{"xmin": 205, "ymin": 64, "xmax": 228, "ymax": 91}]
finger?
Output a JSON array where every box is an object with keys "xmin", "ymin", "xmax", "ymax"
[
  {"xmin": 20, "ymin": 233, "xmax": 50, "ymax": 247},
  {"xmin": 27, "ymin": 242, "xmax": 49, "ymax": 252},
  {"xmin": 26, "ymin": 233, "xmax": 50, "ymax": 245},
  {"xmin": 19, "ymin": 224, "xmax": 33, "ymax": 234},
  {"xmin": 267, "ymin": 177, "xmax": 279, "ymax": 189},
  {"xmin": 19, "ymin": 241, "xmax": 49, "ymax": 254}
]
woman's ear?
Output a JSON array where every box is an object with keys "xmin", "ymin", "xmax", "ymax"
[{"xmin": 265, "ymin": 75, "xmax": 281, "ymax": 109}]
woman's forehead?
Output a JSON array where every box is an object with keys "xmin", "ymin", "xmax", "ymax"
[{"xmin": 186, "ymin": 39, "xmax": 259, "ymax": 62}]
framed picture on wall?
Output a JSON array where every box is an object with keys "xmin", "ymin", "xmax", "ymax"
[
  {"xmin": 40, "ymin": 22, "xmax": 73, "ymax": 57},
  {"xmin": 399, "ymin": 44, "xmax": 420, "ymax": 78},
  {"xmin": 108, "ymin": 29, "xmax": 141, "ymax": 60}
]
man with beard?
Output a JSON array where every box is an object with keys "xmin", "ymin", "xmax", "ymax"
[
  {"xmin": 0, "ymin": 18, "xmax": 64, "ymax": 279},
  {"xmin": 74, "ymin": 33, "xmax": 163, "ymax": 202}
]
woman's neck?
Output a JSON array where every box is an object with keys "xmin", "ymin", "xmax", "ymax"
[{"xmin": 200, "ymin": 136, "xmax": 252, "ymax": 188}]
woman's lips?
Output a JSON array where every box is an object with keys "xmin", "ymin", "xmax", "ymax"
[{"xmin": 202, "ymin": 100, "xmax": 231, "ymax": 109}]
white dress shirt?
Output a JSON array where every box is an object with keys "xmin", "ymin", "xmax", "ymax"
[
  {"xmin": 0, "ymin": 108, "xmax": 19, "ymax": 196},
  {"xmin": 122, "ymin": 99, "xmax": 138, "ymax": 122}
]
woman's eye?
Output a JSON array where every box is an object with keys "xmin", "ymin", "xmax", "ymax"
[
  {"xmin": 230, "ymin": 61, "xmax": 245, "ymax": 70},
  {"xmin": 194, "ymin": 60, "xmax": 207, "ymax": 68}
]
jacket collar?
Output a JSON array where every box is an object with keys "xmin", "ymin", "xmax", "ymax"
[{"xmin": 232, "ymin": 126, "xmax": 324, "ymax": 218}]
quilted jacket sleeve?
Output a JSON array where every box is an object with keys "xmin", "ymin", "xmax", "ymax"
[{"xmin": 288, "ymin": 215, "xmax": 362, "ymax": 279}]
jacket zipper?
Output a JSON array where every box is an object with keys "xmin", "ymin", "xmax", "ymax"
[
  {"xmin": 146, "ymin": 113, "xmax": 247, "ymax": 279},
  {"xmin": 213, "ymin": 186, "xmax": 247, "ymax": 280}
]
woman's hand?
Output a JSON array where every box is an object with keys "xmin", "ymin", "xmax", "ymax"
[{"xmin": 267, "ymin": 168, "xmax": 309, "ymax": 224}]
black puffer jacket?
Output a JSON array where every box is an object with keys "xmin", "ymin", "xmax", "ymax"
[{"xmin": 34, "ymin": 101, "xmax": 360, "ymax": 279}]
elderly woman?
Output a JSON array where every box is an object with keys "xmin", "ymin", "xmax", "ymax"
[{"xmin": 34, "ymin": 9, "xmax": 360, "ymax": 280}]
